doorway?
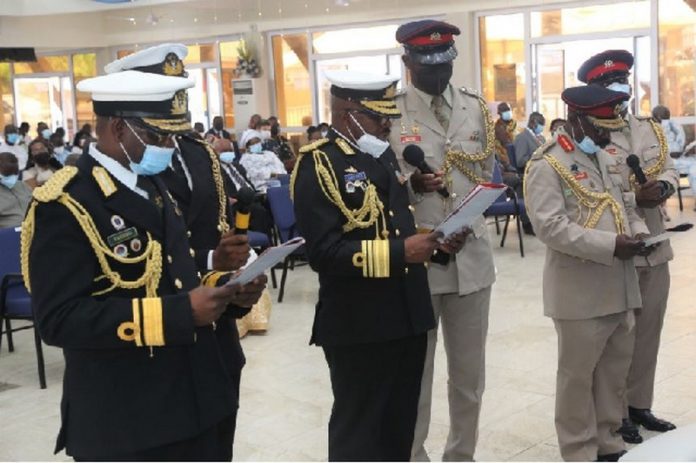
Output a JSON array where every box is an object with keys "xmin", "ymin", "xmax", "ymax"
[{"xmin": 13, "ymin": 75, "xmax": 74, "ymax": 135}]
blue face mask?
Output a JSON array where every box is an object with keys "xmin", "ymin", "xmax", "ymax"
[
  {"xmin": 577, "ymin": 136, "xmax": 600, "ymax": 154},
  {"xmin": 122, "ymin": 121, "xmax": 174, "ymax": 176},
  {"xmin": 6, "ymin": 133, "xmax": 20, "ymax": 145},
  {"xmin": 41, "ymin": 128, "xmax": 52, "ymax": 139},
  {"xmin": 54, "ymin": 147, "xmax": 68, "ymax": 165},
  {"xmin": 534, "ymin": 124, "xmax": 544, "ymax": 135},
  {"xmin": 0, "ymin": 174, "xmax": 18, "ymax": 189},
  {"xmin": 501, "ymin": 110, "xmax": 512, "ymax": 121},
  {"xmin": 219, "ymin": 151, "xmax": 236, "ymax": 164},
  {"xmin": 607, "ymin": 82, "xmax": 631, "ymax": 111},
  {"xmin": 249, "ymin": 143, "xmax": 263, "ymax": 154}
]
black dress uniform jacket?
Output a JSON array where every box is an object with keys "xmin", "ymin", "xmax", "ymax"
[
  {"xmin": 293, "ymin": 133, "xmax": 435, "ymax": 346},
  {"xmin": 24, "ymin": 154, "xmax": 238, "ymax": 457},
  {"xmin": 160, "ymin": 135, "xmax": 233, "ymax": 273}
]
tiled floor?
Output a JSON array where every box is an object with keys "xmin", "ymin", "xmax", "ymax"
[{"xmin": 1, "ymin": 197, "xmax": 695, "ymax": 461}]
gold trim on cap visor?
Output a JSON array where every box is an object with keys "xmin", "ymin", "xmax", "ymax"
[
  {"xmin": 141, "ymin": 117, "xmax": 192, "ymax": 133},
  {"xmin": 586, "ymin": 115, "xmax": 628, "ymax": 131},
  {"xmin": 360, "ymin": 100, "xmax": 402, "ymax": 117}
]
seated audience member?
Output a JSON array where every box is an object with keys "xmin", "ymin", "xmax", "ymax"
[
  {"xmin": 306, "ymin": 126, "xmax": 322, "ymax": 142},
  {"xmin": 72, "ymin": 123, "xmax": 92, "ymax": 147},
  {"xmin": 193, "ymin": 122, "xmax": 205, "ymax": 139},
  {"xmin": 653, "ymin": 105, "xmax": 685, "ymax": 157},
  {"xmin": 49, "ymin": 133, "xmax": 70, "ymax": 166},
  {"xmin": 54, "ymin": 127, "xmax": 66, "ymax": 143},
  {"xmin": 240, "ymin": 131, "xmax": 287, "ymax": 193},
  {"xmin": 19, "ymin": 122, "xmax": 32, "ymax": 145},
  {"xmin": 1, "ymin": 124, "xmax": 28, "ymax": 170},
  {"xmin": 268, "ymin": 115, "xmax": 279, "ymax": 127},
  {"xmin": 239, "ymin": 114, "xmax": 262, "ymax": 148},
  {"xmin": 317, "ymin": 122, "xmax": 330, "ymax": 138},
  {"xmin": 0, "ymin": 152, "xmax": 32, "ymax": 229},
  {"xmin": 206, "ymin": 115, "xmax": 232, "ymax": 140},
  {"xmin": 35, "ymin": 121, "xmax": 51, "ymax": 143},
  {"xmin": 550, "ymin": 118, "xmax": 566, "ymax": 136},
  {"xmin": 214, "ymin": 138, "xmax": 273, "ymax": 237},
  {"xmin": 264, "ymin": 122, "xmax": 296, "ymax": 171},
  {"xmin": 23, "ymin": 140, "xmax": 58, "ymax": 189},
  {"xmin": 514, "ymin": 111, "xmax": 546, "ymax": 171}
]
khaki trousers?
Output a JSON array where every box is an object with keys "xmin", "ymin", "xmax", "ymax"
[
  {"xmin": 626, "ymin": 263, "xmax": 670, "ymax": 410},
  {"xmin": 411, "ymin": 287, "xmax": 491, "ymax": 462},
  {"xmin": 553, "ymin": 311, "xmax": 635, "ymax": 461}
]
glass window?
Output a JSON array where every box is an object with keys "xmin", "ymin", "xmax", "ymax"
[
  {"xmin": 184, "ymin": 43, "xmax": 216, "ymax": 65},
  {"xmin": 220, "ymin": 40, "xmax": 241, "ymax": 129},
  {"xmin": 73, "ymin": 53, "xmax": 97, "ymax": 132},
  {"xmin": 531, "ymin": 2, "xmax": 650, "ymax": 37},
  {"xmin": 0, "ymin": 63, "xmax": 14, "ymax": 128},
  {"xmin": 312, "ymin": 25, "xmax": 399, "ymax": 54},
  {"xmin": 272, "ymin": 33, "xmax": 312, "ymax": 127},
  {"xmin": 13, "ymin": 55, "xmax": 69, "ymax": 74},
  {"xmin": 479, "ymin": 14, "xmax": 526, "ymax": 121},
  {"xmin": 658, "ymin": 0, "xmax": 695, "ymax": 117}
]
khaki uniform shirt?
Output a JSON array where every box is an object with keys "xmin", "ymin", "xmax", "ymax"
[
  {"xmin": 390, "ymin": 84, "xmax": 496, "ymax": 296},
  {"xmin": 524, "ymin": 129, "xmax": 649, "ymax": 320},
  {"xmin": 605, "ymin": 114, "xmax": 679, "ymax": 267}
]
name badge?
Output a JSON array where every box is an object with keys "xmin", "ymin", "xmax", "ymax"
[
  {"xmin": 344, "ymin": 172, "xmax": 367, "ymax": 193},
  {"xmin": 107, "ymin": 226, "xmax": 139, "ymax": 248},
  {"xmin": 400, "ymin": 135, "xmax": 422, "ymax": 144}
]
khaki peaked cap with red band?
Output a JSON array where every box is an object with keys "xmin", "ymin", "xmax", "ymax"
[
  {"xmin": 395, "ymin": 20, "xmax": 461, "ymax": 65},
  {"xmin": 577, "ymin": 49, "xmax": 634, "ymax": 84},
  {"xmin": 561, "ymin": 85, "xmax": 630, "ymax": 130}
]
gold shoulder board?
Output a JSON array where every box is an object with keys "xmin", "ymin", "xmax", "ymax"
[
  {"xmin": 531, "ymin": 139, "xmax": 557, "ymax": 161},
  {"xmin": 335, "ymin": 138, "xmax": 355, "ymax": 155},
  {"xmin": 33, "ymin": 166, "xmax": 78, "ymax": 203},
  {"xmin": 299, "ymin": 137, "xmax": 330, "ymax": 155}
]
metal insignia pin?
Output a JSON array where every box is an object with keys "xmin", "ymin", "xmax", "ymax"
[
  {"xmin": 130, "ymin": 238, "xmax": 142, "ymax": 253},
  {"xmin": 114, "ymin": 244, "xmax": 128, "ymax": 257},
  {"xmin": 110, "ymin": 215, "xmax": 125, "ymax": 230}
]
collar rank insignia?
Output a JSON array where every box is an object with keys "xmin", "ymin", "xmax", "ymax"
[
  {"xmin": 557, "ymin": 134, "xmax": 574, "ymax": 153},
  {"xmin": 336, "ymin": 138, "xmax": 355, "ymax": 155}
]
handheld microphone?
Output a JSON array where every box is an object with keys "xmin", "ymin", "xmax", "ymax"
[
  {"xmin": 402, "ymin": 145, "xmax": 450, "ymax": 198},
  {"xmin": 234, "ymin": 186, "xmax": 255, "ymax": 235},
  {"xmin": 626, "ymin": 154, "xmax": 647, "ymax": 185}
]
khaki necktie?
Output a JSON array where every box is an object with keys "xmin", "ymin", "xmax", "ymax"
[{"xmin": 431, "ymin": 94, "xmax": 450, "ymax": 132}]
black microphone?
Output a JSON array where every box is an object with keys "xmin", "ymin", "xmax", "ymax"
[
  {"xmin": 234, "ymin": 186, "xmax": 255, "ymax": 235},
  {"xmin": 626, "ymin": 154, "xmax": 647, "ymax": 185},
  {"xmin": 402, "ymin": 144, "xmax": 450, "ymax": 198}
]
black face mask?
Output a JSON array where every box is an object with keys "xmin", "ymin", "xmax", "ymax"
[
  {"xmin": 33, "ymin": 152, "xmax": 51, "ymax": 165},
  {"xmin": 213, "ymin": 122, "xmax": 223, "ymax": 131},
  {"xmin": 411, "ymin": 62, "xmax": 453, "ymax": 96}
]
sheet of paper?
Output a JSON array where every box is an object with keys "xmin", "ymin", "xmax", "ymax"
[
  {"xmin": 642, "ymin": 233, "xmax": 670, "ymax": 247},
  {"xmin": 226, "ymin": 237, "xmax": 305, "ymax": 286},
  {"xmin": 435, "ymin": 183, "xmax": 507, "ymax": 238}
]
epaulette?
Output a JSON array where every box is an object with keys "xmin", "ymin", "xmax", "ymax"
[
  {"xmin": 299, "ymin": 137, "xmax": 330, "ymax": 155},
  {"xmin": 32, "ymin": 166, "xmax": 78, "ymax": 203},
  {"xmin": 556, "ymin": 134, "xmax": 575, "ymax": 153},
  {"xmin": 459, "ymin": 86, "xmax": 482, "ymax": 99},
  {"xmin": 530, "ymin": 139, "xmax": 558, "ymax": 161}
]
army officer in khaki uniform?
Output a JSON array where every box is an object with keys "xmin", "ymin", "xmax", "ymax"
[
  {"xmin": 525, "ymin": 86, "xmax": 653, "ymax": 462},
  {"xmin": 578, "ymin": 50, "xmax": 678, "ymax": 442},
  {"xmin": 389, "ymin": 20, "xmax": 495, "ymax": 461}
]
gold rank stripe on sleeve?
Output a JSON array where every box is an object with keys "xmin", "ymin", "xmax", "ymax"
[
  {"xmin": 117, "ymin": 298, "xmax": 165, "ymax": 347},
  {"xmin": 201, "ymin": 271, "xmax": 227, "ymax": 288},
  {"xmin": 352, "ymin": 240, "xmax": 390, "ymax": 278}
]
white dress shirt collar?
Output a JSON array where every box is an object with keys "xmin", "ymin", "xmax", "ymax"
[{"xmin": 88, "ymin": 143, "xmax": 148, "ymax": 198}]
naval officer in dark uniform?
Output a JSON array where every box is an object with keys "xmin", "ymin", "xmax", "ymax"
[
  {"xmin": 22, "ymin": 69, "xmax": 266, "ymax": 461},
  {"xmin": 292, "ymin": 70, "xmax": 466, "ymax": 461}
]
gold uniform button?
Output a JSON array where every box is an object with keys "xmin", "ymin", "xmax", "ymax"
[
  {"xmin": 395, "ymin": 229, "xmax": 401, "ymax": 237},
  {"xmin": 167, "ymin": 255, "xmax": 173, "ymax": 264},
  {"xmin": 186, "ymin": 231, "xmax": 192, "ymax": 238},
  {"xmin": 405, "ymin": 267, "xmax": 409, "ymax": 274},
  {"xmin": 197, "ymin": 272, "xmax": 202, "ymax": 278},
  {"xmin": 175, "ymin": 278, "xmax": 183, "ymax": 289},
  {"xmin": 189, "ymin": 248, "xmax": 196, "ymax": 257},
  {"xmin": 389, "ymin": 210, "xmax": 394, "ymax": 217},
  {"xmin": 408, "ymin": 205, "xmax": 415, "ymax": 212}
]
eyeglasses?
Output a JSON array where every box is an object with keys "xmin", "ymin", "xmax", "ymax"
[
  {"xmin": 125, "ymin": 120, "xmax": 173, "ymax": 146},
  {"xmin": 345, "ymin": 109, "xmax": 389, "ymax": 125}
]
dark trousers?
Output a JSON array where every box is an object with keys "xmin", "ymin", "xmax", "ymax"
[
  {"xmin": 322, "ymin": 333, "xmax": 428, "ymax": 461},
  {"xmin": 73, "ymin": 413, "xmax": 236, "ymax": 462}
]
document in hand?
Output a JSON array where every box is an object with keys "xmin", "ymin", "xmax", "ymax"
[
  {"xmin": 642, "ymin": 233, "xmax": 670, "ymax": 247},
  {"xmin": 435, "ymin": 183, "xmax": 507, "ymax": 238},
  {"xmin": 226, "ymin": 237, "xmax": 305, "ymax": 286}
]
